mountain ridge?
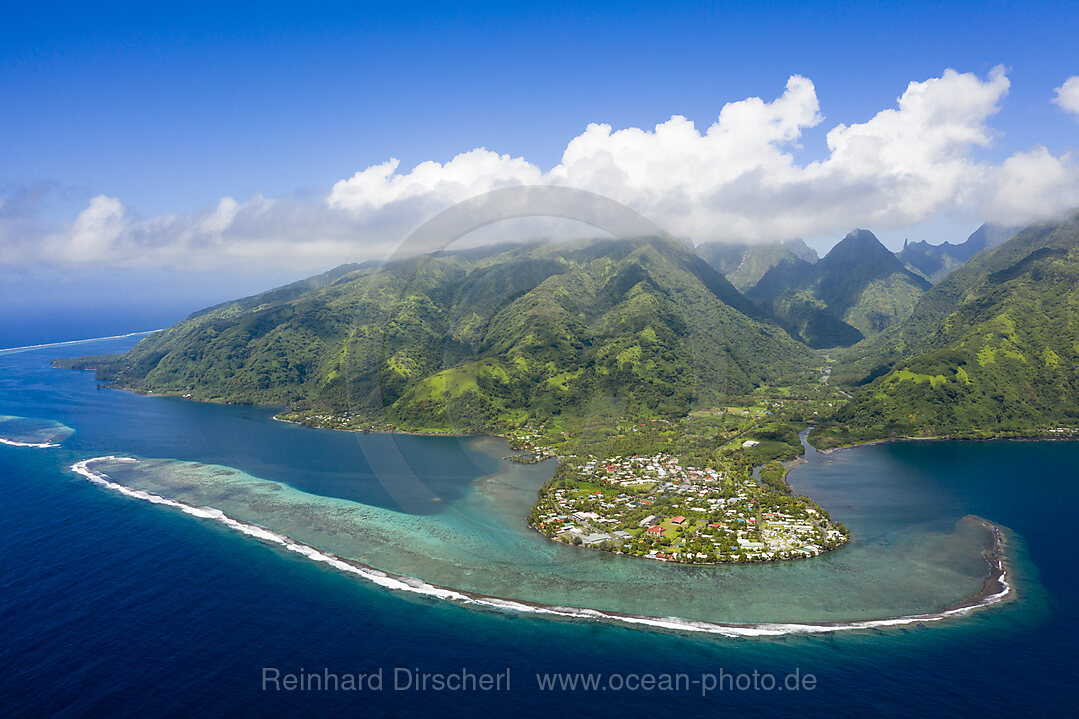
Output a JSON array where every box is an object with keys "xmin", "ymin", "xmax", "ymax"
[
  {"xmin": 695, "ymin": 239, "xmax": 818, "ymax": 291},
  {"xmin": 746, "ymin": 229, "xmax": 930, "ymax": 348},
  {"xmin": 898, "ymin": 223, "xmax": 1016, "ymax": 283},
  {"xmin": 818, "ymin": 213, "xmax": 1079, "ymax": 446},
  {"xmin": 61, "ymin": 236, "xmax": 816, "ymax": 432}
]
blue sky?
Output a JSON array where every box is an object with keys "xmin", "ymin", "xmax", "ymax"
[
  {"xmin": 4, "ymin": 1, "xmax": 1077, "ymax": 215},
  {"xmin": 2, "ymin": 1, "xmax": 1079, "ymax": 344}
]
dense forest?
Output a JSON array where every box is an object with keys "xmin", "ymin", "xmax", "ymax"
[
  {"xmin": 58, "ymin": 237, "xmax": 814, "ymax": 433},
  {"xmin": 58, "ymin": 214, "xmax": 1079, "ymax": 448}
]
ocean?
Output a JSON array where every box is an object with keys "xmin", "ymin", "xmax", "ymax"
[{"xmin": 0, "ymin": 335, "xmax": 1075, "ymax": 716}]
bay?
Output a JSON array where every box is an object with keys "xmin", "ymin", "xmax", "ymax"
[{"xmin": 0, "ymin": 336, "xmax": 1074, "ymax": 716}]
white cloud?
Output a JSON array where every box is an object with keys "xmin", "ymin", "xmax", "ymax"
[
  {"xmin": 983, "ymin": 146, "xmax": 1079, "ymax": 224},
  {"xmin": 1053, "ymin": 76, "xmax": 1079, "ymax": 117},
  {"xmin": 47, "ymin": 195, "xmax": 128, "ymax": 263},
  {"xmin": 5, "ymin": 67, "xmax": 1079, "ymax": 271},
  {"xmin": 15, "ymin": 192, "xmax": 385, "ymax": 272},
  {"xmin": 329, "ymin": 150, "xmax": 543, "ymax": 211}
]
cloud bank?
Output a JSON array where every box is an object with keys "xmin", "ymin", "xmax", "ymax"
[{"xmin": 4, "ymin": 67, "xmax": 1078, "ymax": 272}]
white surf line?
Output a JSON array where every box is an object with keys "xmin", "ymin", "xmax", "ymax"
[
  {"xmin": 0, "ymin": 329, "xmax": 163, "ymax": 355},
  {"xmin": 71, "ymin": 457, "xmax": 1013, "ymax": 639},
  {"xmin": 0, "ymin": 437, "xmax": 60, "ymax": 448}
]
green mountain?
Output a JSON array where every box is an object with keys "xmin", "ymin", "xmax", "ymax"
[
  {"xmin": 834, "ymin": 226, "xmax": 1031, "ymax": 386},
  {"xmin": 898, "ymin": 223, "xmax": 1015, "ymax": 283},
  {"xmin": 695, "ymin": 239, "xmax": 818, "ymax": 291},
  {"xmin": 747, "ymin": 230, "xmax": 931, "ymax": 348},
  {"xmin": 820, "ymin": 214, "xmax": 1079, "ymax": 444},
  {"xmin": 63, "ymin": 237, "xmax": 815, "ymax": 432}
]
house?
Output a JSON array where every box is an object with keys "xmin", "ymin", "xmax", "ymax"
[
  {"xmin": 646, "ymin": 526, "xmax": 665, "ymax": 535},
  {"xmin": 670, "ymin": 516, "xmax": 686, "ymax": 525},
  {"xmin": 581, "ymin": 533, "xmax": 613, "ymax": 545},
  {"xmin": 742, "ymin": 440, "xmax": 760, "ymax": 448}
]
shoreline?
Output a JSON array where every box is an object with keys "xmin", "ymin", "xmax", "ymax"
[
  {"xmin": 96, "ymin": 392, "xmax": 854, "ymax": 567},
  {"xmin": 530, "ymin": 444, "xmax": 848, "ymax": 566},
  {"xmin": 56, "ymin": 375, "xmax": 1028, "ymax": 574},
  {"xmin": 78, "ymin": 377, "xmax": 1079, "ymax": 454},
  {"xmin": 941, "ymin": 518, "xmax": 1009, "ymax": 613},
  {"xmin": 270, "ymin": 413, "xmax": 487, "ymax": 439},
  {"xmin": 815, "ymin": 431, "xmax": 1079, "ymax": 456},
  {"xmin": 71, "ymin": 456, "xmax": 1013, "ymax": 639}
]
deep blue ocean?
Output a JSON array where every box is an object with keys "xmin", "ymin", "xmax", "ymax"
[{"xmin": 1, "ymin": 334, "xmax": 1076, "ymax": 717}]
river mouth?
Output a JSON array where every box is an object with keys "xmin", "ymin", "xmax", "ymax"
[{"xmin": 70, "ymin": 447, "xmax": 1011, "ymax": 635}]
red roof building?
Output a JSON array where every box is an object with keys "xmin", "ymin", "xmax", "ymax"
[
  {"xmin": 671, "ymin": 516, "xmax": 686, "ymax": 524},
  {"xmin": 646, "ymin": 526, "xmax": 665, "ymax": 535}
]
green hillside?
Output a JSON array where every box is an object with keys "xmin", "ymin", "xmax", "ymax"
[
  {"xmin": 61, "ymin": 237, "xmax": 815, "ymax": 432},
  {"xmin": 747, "ymin": 230, "xmax": 929, "ymax": 348},
  {"xmin": 695, "ymin": 239, "xmax": 818, "ymax": 291},
  {"xmin": 834, "ymin": 223, "xmax": 1050, "ymax": 385},
  {"xmin": 817, "ymin": 214, "xmax": 1079, "ymax": 447}
]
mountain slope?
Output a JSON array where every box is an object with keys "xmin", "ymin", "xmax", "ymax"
[
  {"xmin": 833, "ymin": 224, "xmax": 1044, "ymax": 385},
  {"xmin": 695, "ymin": 239, "xmax": 818, "ymax": 291},
  {"xmin": 898, "ymin": 223, "xmax": 1015, "ymax": 283},
  {"xmin": 63, "ymin": 237, "xmax": 815, "ymax": 431},
  {"xmin": 820, "ymin": 214, "xmax": 1079, "ymax": 444},
  {"xmin": 748, "ymin": 230, "xmax": 930, "ymax": 348}
]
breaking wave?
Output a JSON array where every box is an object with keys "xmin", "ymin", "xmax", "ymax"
[
  {"xmin": 71, "ymin": 457, "xmax": 1012, "ymax": 638},
  {"xmin": 0, "ymin": 437, "xmax": 61, "ymax": 448},
  {"xmin": 0, "ymin": 329, "xmax": 161, "ymax": 355},
  {"xmin": 0, "ymin": 415, "xmax": 74, "ymax": 448}
]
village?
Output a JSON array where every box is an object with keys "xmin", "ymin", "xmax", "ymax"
[{"xmin": 527, "ymin": 453, "xmax": 849, "ymax": 563}]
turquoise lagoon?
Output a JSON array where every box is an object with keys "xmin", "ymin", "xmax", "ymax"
[
  {"xmin": 2, "ymin": 335, "xmax": 1073, "ymax": 716},
  {"xmin": 72, "ymin": 422, "xmax": 1001, "ymax": 629}
]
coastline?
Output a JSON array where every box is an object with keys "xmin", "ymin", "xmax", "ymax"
[
  {"xmin": 76, "ymin": 367, "xmax": 1077, "ymax": 457},
  {"xmin": 271, "ymin": 412, "xmax": 484, "ymax": 439},
  {"xmin": 817, "ymin": 435, "xmax": 939, "ymax": 455},
  {"xmin": 530, "ymin": 443, "xmax": 848, "ymax": 566},
  {"xmin": 70, "ymin": 457, "xmax": 1012, "ymax": 638},
  {"xmin": 815, "ymin": 431, "xmax": 1079, "ymax": 456},
  {"xmin": 159, "ymin": 399, "xmax": 847, "ymax": 566},
  {"xmin": 941, "ymin": 518, "xmax": 1009, "ymax": 613},
  {"xmin": 51, "ymin": 375, "xmax": 1021, "ymax": 572},
  {"xmin": 89, "ymin": 378, "xmax": 1079, "ymax": 456}
]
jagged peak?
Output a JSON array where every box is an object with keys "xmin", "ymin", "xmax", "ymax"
[{"xmin": 822, "ymin": 229, "xmax": 897, "ymax": 266}]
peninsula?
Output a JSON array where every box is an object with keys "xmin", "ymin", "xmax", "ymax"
[
  {"xmin": 54, "ymin": 217, "xmax": 1079, "ymax": 563},
  {"xmin": 528, "ymin": 452, "xmax": 847, "ymax": 562}
]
